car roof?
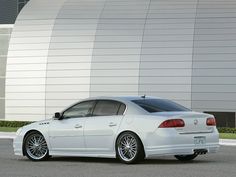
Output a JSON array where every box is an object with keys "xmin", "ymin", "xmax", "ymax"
[{"xmin": 85, "ymin": 96, "xmax": 163, "ymax": 102}]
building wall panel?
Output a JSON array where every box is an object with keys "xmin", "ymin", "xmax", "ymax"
[
  {"xmin": 5, "ymin": 0, "xmax": 66, "ymax": 121},
  {"xmin": 192, "ymin": 0, "xmax": 236, "ymax": 112},
  {"xmin": 4, "ymin": 0, "xmax": 236, "ymax": 120},
  {"xmin": 90, "ymin": 0, "xmax": 150, "ymax": 97},
  {"xmin": 0, "ymin": 26, "xmax": 12, "ymax": 119},
  {"xmin": 45, "ymin": 0, "xmax": 107, "ymax": 116}
]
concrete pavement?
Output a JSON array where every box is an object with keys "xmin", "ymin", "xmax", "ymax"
[
  {"xmin": 1, "ymin": 139, "xmax": 236, "ymax": 177},
  {"xmin": 1, "ymin": 131, "xmax": 236, "ymax": 146}
]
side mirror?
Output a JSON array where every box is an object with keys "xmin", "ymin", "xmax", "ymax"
[{"xmin": 54, "ymin": 112, "xmax": 62, "ymax": 120}]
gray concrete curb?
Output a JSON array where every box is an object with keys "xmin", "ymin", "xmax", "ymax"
[
  {"xmin": 0, "ymin": 132, "xmax": 16, "ymax": 139},
  {"xmin": 219, "ymin": 139, "xmax": 236, "ymax": 146},
  {"xmin": 0, "ymin": 132, "xmax": 236, "ymax": 146}
]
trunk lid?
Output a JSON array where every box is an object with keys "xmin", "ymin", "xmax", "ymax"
[{"xmin": 152, "ymin": 111, "xmax": 214, "ymax": 134}]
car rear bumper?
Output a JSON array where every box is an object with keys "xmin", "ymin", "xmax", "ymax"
[
  {"xmin": 144, "ymin": 128, "xmax": 220, "ymax": 158},
  {"xmin": 145, "ymin": 143, "xmax": 219, "ymax": 158}
]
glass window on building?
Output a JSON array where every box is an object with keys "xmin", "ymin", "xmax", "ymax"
[
  {"xmin": 205, "ymin": 112, "xmax": 236, "ymax": 128},
  {"xmin": 0, "ymin": 0, "xmax": 29, "ymax": 24},
  {"xmin": 18, "ymin": 0, "xmax": 29, "ymax": 13}
]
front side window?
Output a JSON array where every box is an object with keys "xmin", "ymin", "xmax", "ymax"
[
  {"xmin": 63, "ymin": 101, "xmax": 95, "ymax": 119},
  {"xmin": 132, "ymin": 99, "xmax": 190, "ymax": 113},
  {"xmin": 92, "ymin": 100, "xmax": 126, "ymax": 116}
]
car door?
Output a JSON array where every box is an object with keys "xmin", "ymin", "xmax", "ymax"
[
  {"xmin": 48, "ymin": 100, "xmax": 96, "ymax": 153},
  {"xmin": 84, "ymin": 100, "xmax": 126, "ymax": 153}
]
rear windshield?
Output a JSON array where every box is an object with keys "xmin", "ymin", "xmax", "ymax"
[{"xmin": 132, "ymin": 99, "xmax": 191, "ymax": 113}]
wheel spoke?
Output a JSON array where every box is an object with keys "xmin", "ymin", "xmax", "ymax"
[
  {"xmin": 31, "ymin": 149, "xmax": 37, "ymax": 155},
  {"xmin": 129, "ymin": 150, "xmax": 134, "ymax": 157},
  {"xmin": 38, "ymin": 136, "xmax": 44, "ymax": 143},
  {"xmin": 123, "ymin": 149, "xmax": 128, "ymax": 155},
  {"xmin": 33, "ymin": 136, "xmax": 37, "ymax": 143},
  {"xmin": 29, "ymin": 139, "xmax": 34, "ymax": 145},
  {"xmin": 28, "ymin": 146, "xmax": 35, "ymax": 150},
  {"xmin": 121, "ymin": 141, "xmax": 126, "ymax": 146},
  {"xmin": 41, "ymin": 142, "xmax": 47, "ymax": 146}
]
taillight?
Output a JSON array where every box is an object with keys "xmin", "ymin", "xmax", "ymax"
[
  {"xmin": 206, "ymin": 117, "xmax": 216, "ymax": 126},
  {"xmin": 159, "ymin": 119, "xmax": 185, "ymax": 128}
]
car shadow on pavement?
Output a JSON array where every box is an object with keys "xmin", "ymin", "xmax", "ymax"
[
  {"xmin": 36, "ymin": 156, "xmax": 215, "ymax": 165},
  {"xmin": 140, "ymin": 158, "xmax": 215, "ymax": 165},
  {"xmin": 49, "ymin": 156, "xmax": 120, "ymax": 164}
]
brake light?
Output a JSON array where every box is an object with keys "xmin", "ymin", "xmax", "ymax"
[
  {"xmin": 206, "ymin": 117, "xmax": 216, "ymax": 126},
  {"xmin": 159, "ymin": 119, "xmax": 185, "ymax": 128}
]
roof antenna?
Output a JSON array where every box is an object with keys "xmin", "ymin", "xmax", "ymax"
[{"xmin": 141, "ymin": 94, "xmax": 146, "ymax": 99}]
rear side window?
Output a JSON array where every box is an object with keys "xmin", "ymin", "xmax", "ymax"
[
  {"xmin": 132, "ymin": 99, "xmax": 190, "ymax": 113},
  {"xmin": 118, "ymin": 104, "xmax": 126, "ymax": 115},
  {"xmin": 93, "ymin": 100, "xmax": 126, "ymax": 116}
]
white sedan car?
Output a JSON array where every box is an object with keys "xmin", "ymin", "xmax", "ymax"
[{"xmin": 13, "ymin": 96, "xmax": 219, "ymax": 164}]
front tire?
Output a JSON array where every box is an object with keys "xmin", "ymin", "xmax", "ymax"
[
  {"xmin": 116, "ymin": 132, "xmax": 144, "ymax": 164},
  {"xmin": 23, "ymin": 131, "xmax": 49, "ymax": 161},
  {"xmin": 175, "ymin": 154, "xmax": 198, "ymax": 161}
]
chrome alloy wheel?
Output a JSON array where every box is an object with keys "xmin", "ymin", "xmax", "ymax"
[
  {"xmin": 25, "ymin": 133, "xmax": 48, "ymax": 160},
  {"xmin": 117, "ymin": 134, "xmax": 138, "ymax": 162}
]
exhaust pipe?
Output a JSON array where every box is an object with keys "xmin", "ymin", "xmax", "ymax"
[{"xmin": 194, "ymin": 149, "xmax": 208, "ymax": 155}]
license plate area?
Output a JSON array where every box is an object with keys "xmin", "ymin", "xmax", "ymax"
[{"xmin": 194, "ymin": 136, "xmax": 206, "ymax": 145}]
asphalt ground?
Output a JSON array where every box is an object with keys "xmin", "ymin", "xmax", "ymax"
[{"xmin": 0, "ymin": 139, "xmax": 235, "ymax": 177}]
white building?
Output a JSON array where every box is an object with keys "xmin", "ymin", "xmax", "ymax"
[{"xmin": 1, "ymin": 0, "xmax": 236, "ymax": 127}]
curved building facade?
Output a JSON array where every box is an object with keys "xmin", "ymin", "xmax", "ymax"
[{"xmin": 5, "ymin": 0, "xmax": 236, "ymax": 121}]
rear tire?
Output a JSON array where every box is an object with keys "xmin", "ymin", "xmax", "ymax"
[
  {"xmin": 175, "ymin": 154, "xmax": 198, "ymax": 161},
  {"xmin": 23, "ymin": 131, "xmax": 49, "ymax": 161},
  {"xmin": 116, "ymin": 132, "xmax": 144, "ymax": 164}
]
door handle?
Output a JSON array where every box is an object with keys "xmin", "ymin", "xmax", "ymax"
[
  {"xmin": 74, "ymin": 124, "xmax": 82, "ymax": 128},
  {"xmin": 109, "ymin": 122, "xmax": 117, "ymax": 127}
]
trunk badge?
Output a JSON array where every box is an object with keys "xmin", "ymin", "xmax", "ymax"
[{"xmin": 194, "ymin": 119, "xmax": 198, "ymax": 125}]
